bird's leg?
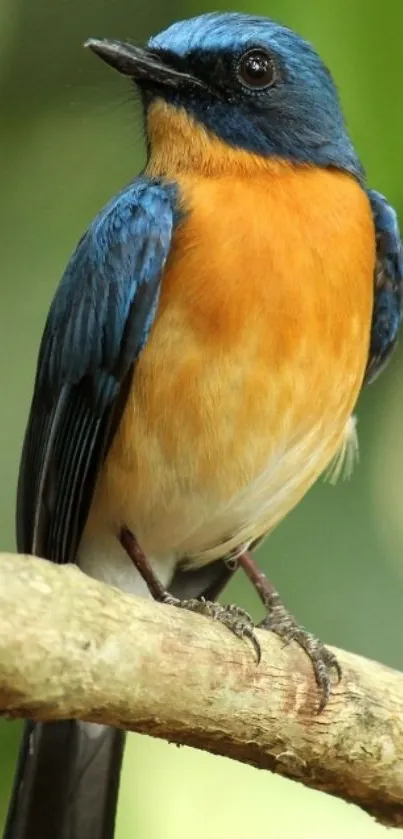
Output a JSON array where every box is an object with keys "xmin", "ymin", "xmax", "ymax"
[
  {"xmin": 119, "ymin": 527, "xmax": 261, "ymax": 662},
  {"xmin": 120, "ymin": 526, "xmax": 167, "ymax": 600},
  {"xmin": 237, "ymin": 551, "xmax": 341, "ymax": 711}
]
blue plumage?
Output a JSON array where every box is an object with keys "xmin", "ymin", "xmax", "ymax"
[
  {"xmin": 366, "ymin": 189, "xmax": 403, "ymax": 382},
  {"xmin": 149, "ymin": 12, "xmax": 362, "ymax": 177},
  {"xmin": 17, "ymin": 178, "xmax": 177, "ymax": 563},
  {"xmin": 39, "ymin": 180, "xmax": 176, "ymax": 407}
]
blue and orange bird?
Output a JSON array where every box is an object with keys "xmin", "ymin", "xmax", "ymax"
[{"xmin": 4, "ymin": 11, "xmax": 403, "ymax": 839}]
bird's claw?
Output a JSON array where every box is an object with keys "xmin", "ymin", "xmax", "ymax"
[
  {"xmin": 162, "ymin": 594, "xmax": 261, "ymax": 663},
  {"xmin": 259, "ymin": 592, "xmax": 341, "ymax": 712}
]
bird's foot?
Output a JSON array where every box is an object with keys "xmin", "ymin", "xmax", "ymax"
[
  {"xmin": 258, "ymin": 590, "xmax": 341, "ymax": 712},
  {"xmin": 162, "ymin": 594, "xmax": 261, "ymax": 663},
  {"xmin": 120, "ymin": 527, "xmax": 339, "ymax": 710},
  {"xmin": 236, "ymin": 551, "xmax": 340, "ymax": 711}
]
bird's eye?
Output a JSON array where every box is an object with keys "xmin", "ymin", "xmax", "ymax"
[{"xmin": 237, "ymin": 49, "xmax": 276, "ymax": 90}]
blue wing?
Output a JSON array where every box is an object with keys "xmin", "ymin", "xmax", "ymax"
[
  {"xmin": 17, "ymin": 178, "xmax": 177, "ymax": 564},
  {"xmin": 365, "ymin": 189, "xmax": 403, "ymax": 384}
]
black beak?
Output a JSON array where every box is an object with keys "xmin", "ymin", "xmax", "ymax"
[{"xmin": 85, "ymin": 38, "xmax": 204, "ymax": 91}]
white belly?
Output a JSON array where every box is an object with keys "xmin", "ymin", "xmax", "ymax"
[{"xmin": 78, "ymin": 415, "xmax": 357, "ymax": 593}]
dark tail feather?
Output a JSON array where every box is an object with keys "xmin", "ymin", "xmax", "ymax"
[{"xmin": 3, "ymin": 721, "xmax": 126, "ymax": 839}]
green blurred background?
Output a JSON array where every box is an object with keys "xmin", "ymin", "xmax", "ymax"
[{"xmin": 1, "ymin": 0, "xmax": 403, "ymax": 836}]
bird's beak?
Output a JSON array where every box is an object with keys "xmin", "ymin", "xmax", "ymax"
[{"xmin": 85, "ymin": 38, "xmax": 204, "ymax": 91}]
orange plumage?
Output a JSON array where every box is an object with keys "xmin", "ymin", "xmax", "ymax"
[{"xmin": 80, "ymin": 104, "xmax": 374, "ymax": 579}]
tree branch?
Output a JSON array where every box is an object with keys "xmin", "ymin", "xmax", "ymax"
[{"xmin": 1, "ymin": 553, "xmax": 402, "ymax": 829}]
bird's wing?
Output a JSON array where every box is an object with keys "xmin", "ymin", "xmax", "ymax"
[
  {"xmin": 365, "ymin": 189, "xmax": 403, "ymax": 384},
  {"xmin": 17, "ymin": 178, "xmax": 177, "ymax": 564}
]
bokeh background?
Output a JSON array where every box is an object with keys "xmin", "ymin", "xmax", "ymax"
[{"xmin": 1, "ymin": 0, "xmax": 403, "ymax": 836}]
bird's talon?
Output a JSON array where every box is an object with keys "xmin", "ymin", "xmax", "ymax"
[
  {"xmin": 259, "ymin": 596, "xmax": 340, "ymax": 711},
  {"xmin": 244, "ymin": 628, "xmax": 261, "ymax": 664},
  {"xmin": 162, "ymin": 595, "xmax": 260, "ymax": 661},
  {"xmin": 160, "ymin": 592, "xmax": 179, "ymax": 607}
]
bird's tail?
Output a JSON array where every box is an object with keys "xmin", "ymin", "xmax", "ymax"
[{"xmin": 3, "ymin": 720, "xmax": 126, "ymax": 839}]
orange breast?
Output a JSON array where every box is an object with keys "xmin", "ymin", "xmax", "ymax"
[{"xmin": 87, "ymin": 163, "xmax": 374, "ymax": 564}]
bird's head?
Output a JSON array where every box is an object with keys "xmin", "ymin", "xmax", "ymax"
[{"xmin": 86, "ymin": 12, "xmax": 363, "ymax": 179}]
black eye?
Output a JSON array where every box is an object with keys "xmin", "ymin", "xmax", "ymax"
[{"xmin": 237, "ymin": 48, "xmax": 276, "ymax": 90}]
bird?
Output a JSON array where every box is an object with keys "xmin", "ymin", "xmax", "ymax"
[{"xmin": 4, "ymin": 11, "xmax": 402, "ymax": 839}]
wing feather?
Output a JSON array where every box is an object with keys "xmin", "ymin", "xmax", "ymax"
[
  {"xmin": 17, "ymin": 178, "xmax": 177, "ymax": 565},
  {"xmin": 365, "ymin": 189, "xmax": 403, "ymax": 384}
]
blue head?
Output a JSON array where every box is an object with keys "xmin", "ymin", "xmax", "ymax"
[{"xmin": 86, "ymin": 12, "xmax": 363, "ymax": 179}]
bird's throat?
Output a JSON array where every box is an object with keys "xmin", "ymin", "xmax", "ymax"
[{"xmin": 146, "ymin": 98, "xmax": 288, "ymax": 178}]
